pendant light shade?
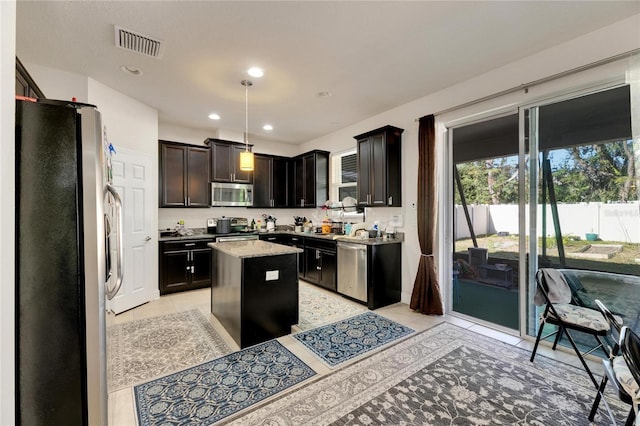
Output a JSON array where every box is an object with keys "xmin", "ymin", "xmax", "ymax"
[
  {"xmin": 239, "ymin": 150, "xmax": 254, "ymax": 171},
  {"xmin": 240, "ymin": 79, "xmax": 254, "ymax": 171}
]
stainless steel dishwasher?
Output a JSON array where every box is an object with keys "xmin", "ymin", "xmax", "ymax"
[{"xmin": 337, "ymin": 242, "xmax": 367, "ymax": 302}]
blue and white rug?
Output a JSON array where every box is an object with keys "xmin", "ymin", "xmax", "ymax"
[
  {"xmin": 292, "ymin": 312, "xmax": 414, "ymax": 367},
  {"xmin": 134, "ymin": 340, "xmax": 316, "ymax": 425}
]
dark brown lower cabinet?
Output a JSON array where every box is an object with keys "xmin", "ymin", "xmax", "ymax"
[
  {"xmin": 160, "ymin": 239, "xmax": 213, "ymax": 295},
  {"xmin": 304, "ymin": 238, "xmax": 337, "ymax": 291}
]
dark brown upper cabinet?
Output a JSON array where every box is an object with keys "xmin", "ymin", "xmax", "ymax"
[
  {"xmin": 291, "ymin": 150, "xmax": 329, "ymax": 208},
  {"xmin": 252, "ymin": 154, "xmax": 289, "ymax": 208},
  {"xmin": 16, "ymin": 57, "xmax": 45, "ymax": 99},
  {"xmin": 355, "ymin": 125, "xmax": 403, "ymax": 207},
  {"xmin": 159, "ymin": 140, "xmax": 210, "ymax": 207},
  {"xmin": 204, "ymin": 138, "xmax": 253, "ymax": 184}
]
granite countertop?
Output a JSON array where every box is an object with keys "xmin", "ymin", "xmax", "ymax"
[
  {"xmin": 262, "ymin": 229, "xmax": 404, "ymax": 245},
  {"xmin": 159, "ymin": 228, "xmax": 214, "ymax": 242},
  {"xmin": 209, "ymin": 240, "xmax": 303, "ymax": 258},
  {"xmin": 159, "ymin": 227, "xmax": 404, "ymax": 245}
]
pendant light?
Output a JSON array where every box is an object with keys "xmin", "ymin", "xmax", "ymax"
[{"xmin": 239, "ymin": 79, "xmax": 254, "ymax": 171}]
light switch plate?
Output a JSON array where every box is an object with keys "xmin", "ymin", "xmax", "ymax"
[{"xmin": 265, "ymin": 270, "xmax": 279, "ymax": 281}]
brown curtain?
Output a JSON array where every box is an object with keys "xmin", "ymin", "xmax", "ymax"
[{"xmin": 410, "ymin": 114, "xmax": 444, "ymax": 315}]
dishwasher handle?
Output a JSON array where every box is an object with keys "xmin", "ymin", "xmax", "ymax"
[{"xmin": 337, "ymin": 242, "xmax": 367, "ymax": 251}]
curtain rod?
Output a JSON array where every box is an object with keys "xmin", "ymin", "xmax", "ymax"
[{"xmin": 416, "ymin": 48, "xmax": 640, "ymax": 121}]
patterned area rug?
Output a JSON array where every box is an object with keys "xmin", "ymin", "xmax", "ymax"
[
  {"xmin": 292, "ymin": 312, "xmax": 414, "ymax": 367},
  {"xmin": 297, "ymin": 282, "xmax": 367, "ymax": 330},
  {"xmin": 134, "ymin": 340, "xmax": 316, "ymax": 426},
  {"xmin": 229, "ymin": 323, "xmax": 628, "ymax": 425},
  {"xmin": 107, "ymin": 309, "xmax": 231, "ymax": 392}
]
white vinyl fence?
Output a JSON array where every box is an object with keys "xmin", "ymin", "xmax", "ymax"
[{"xmin": 454, "ymin": 202, "xmax": 640, "ymax": 244}]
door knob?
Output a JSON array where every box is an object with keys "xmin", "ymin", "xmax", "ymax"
[{"xmin": 144, "ymin": 236, "xmax": 152, "ymax": 242}]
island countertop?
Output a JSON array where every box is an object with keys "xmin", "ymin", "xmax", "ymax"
[{"xmin": 208, "ymin": 239, "xmax": 302, "ymax": 258}]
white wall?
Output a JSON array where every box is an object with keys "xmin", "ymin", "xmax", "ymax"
[
  {"xmin": 159, "ymin": 122, "xmax": 300, "ymax": 157},
  {"xmin": 1, "ymin": 2, "xmax": 16, "ymax": 422},
  {"xmin": 23, "ymin": 61, "xmax": 88, "ymax": 102}
]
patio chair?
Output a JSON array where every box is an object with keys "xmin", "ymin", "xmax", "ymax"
[
  {"xmin": 530, "ymin": 268, "xmax": 613, "ymax": 388},
  {"xmin": 589, "ymin": 324, "xmax": 640, "ymax": 425}
]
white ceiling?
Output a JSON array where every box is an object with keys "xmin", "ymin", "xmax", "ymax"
[{"xmin": 16, "ymin": 1, "xmax": 640, "ymax": 145}]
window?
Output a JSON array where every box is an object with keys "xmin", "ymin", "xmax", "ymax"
[{"xmin": 331, "ymin": 149, "xmax": 357, "ymax": 201}]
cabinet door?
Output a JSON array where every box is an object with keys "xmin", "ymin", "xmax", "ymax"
[
  {"xmin": 160, "ymin": 144, "xmax": 187, "ymax": 207},
  {"xmin": 191, "ymin": 248, "xmax": 212, "ymax": 287},
  {"xmin": 232, "ymin": 145, "xmax": 253, "ymax": 183},
  {"xmin": 357, "ymin": 138, "xmax": 372, "ymax": 206},
  {"xmin": 272, "ymin": 156, "xmax": 289, "ymax": 207},
  {"xmin": 252, "ymin": 155, "xmax": 272, "ymax": 207},
  {"xmin": 162, "ymin": 250, "xmax": 190, "ymax": 293},
  {"xmin": 211, "ymin": 142, "xmax": 232, "ymax": 182},
  {"xmin": 304, "ymin": 247, "xmax": 320, "ymax": 283},
  {"xmin": 187, "ymin": 147, "xmax": 210, "ymax": 206},
  {"xmin": 303, "ymin": 154, "xmax": 316, "ymax": 207},
  {"xmin": 370, "ymin": 134, "xmax": 388, "ymax": 206},
  {"xmin": 319, "ymin": 250, "xmax": 337, "ymax": 291},
  {"xmin": 293, "ymin": 157, "xmax": 305, "ymax": 207},
  {"xmin": 289, "ymin": 236, "xmax": 305, "ymax": 277}
]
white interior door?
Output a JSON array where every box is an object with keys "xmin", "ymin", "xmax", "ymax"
[{"xmin": 108, "ymin": 149, "xmax": 156, "ymax": 314}]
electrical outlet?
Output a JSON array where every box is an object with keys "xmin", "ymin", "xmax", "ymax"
[{"xmin": 389, "ymin": 215, "xmax": 403, "ymax": 227}]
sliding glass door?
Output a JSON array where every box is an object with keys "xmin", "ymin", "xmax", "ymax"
[
  {"xmin": 525, "ymin": 85, "xmax": 640, "ymax": 341},
  {"xmin": 448, "ymin": 83, "xmax": 640, "ymax": 338},
  {"xmin": 451, "ymin": 114, "xmax": 520, "ymax": 330}
]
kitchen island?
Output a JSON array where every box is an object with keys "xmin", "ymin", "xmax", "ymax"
[{"xmin": 209, "ymin": 240, "xmax": 302, "ymax": 348}]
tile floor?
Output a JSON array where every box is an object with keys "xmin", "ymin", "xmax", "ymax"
[{"xmin": 108, "ymin": 281, "xmax": 604, "ymax": 426}]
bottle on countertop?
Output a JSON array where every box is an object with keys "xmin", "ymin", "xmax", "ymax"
[{"xmin": 251, "ymin": 218, "xmax": 256, "ymax": 230}]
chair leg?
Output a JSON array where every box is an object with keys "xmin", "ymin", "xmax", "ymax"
[
  {"xmin": 588, "ymin": 375, "xmax": 608, "ymax": 421},
  {"xmin": 563, "ymin": 329, "xmax": 599, "ymax": 388},
  {"xmin": 623, "ymin": 407, "xmax": 635, "ymax": 426},
  {"xmin": 552, "ymin": 326, "xmax": 564, "ymax": 350},
  {"xmin": 530, "ymin": 319, "xmax": 547, "ymax": 362}
]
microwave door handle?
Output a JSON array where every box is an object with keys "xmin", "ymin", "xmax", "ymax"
[{"xmin": 105, "ymin": 184, "xmax": 124, "ymax": 300}]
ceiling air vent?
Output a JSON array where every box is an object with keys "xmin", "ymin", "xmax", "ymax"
[{"xmin": 114, "ymin": 26, "xmax": 164, "ymax": 59}]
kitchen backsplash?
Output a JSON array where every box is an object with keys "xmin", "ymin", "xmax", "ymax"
[{"xmin": 159, "ymin": 206, "xmax": 404, "ymax": 233}]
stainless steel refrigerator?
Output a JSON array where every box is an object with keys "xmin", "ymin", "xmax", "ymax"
[{"xmin": 15, "ymin": 98, "xmax": 123, "ymax": 425}]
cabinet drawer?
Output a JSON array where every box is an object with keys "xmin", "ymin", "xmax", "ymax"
[
  {"xmin": 162, "ymin": 239, "xmax": 213, "ymax": 252},
  {"xmin": 303, "ymin": 237, "xmax": 336, "ymax": 253}
]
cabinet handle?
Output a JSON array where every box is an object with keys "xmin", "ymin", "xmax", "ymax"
[
  {"xmin": 185, "ymin": 243, "xmax": 196, "ymax": 247},
  {"xmin": 388, "ymin": 196, "xmax": 392, "ymax": 205},
  {"xmin": 301, "ymin": 198, "xmax": 305, "ymax": 207},
  {"xmin": 184, "ymin": 197, "xmax": 187, "ymax": 206},
  {"xmin": 191, "ymin": 265, "xmax": 195, "ymax": 274}
]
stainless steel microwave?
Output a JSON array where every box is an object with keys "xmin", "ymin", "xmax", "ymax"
[{"xmin": 211, "ymin": 182, "xmax": 253, "ymax": 207}]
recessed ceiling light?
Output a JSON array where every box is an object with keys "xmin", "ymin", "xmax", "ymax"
[
  {"xmin": 208, "ymin": 113, "xmax": 220, "ymax": 120},
  {"xmin": 248, "ymin": 67, "xmax": 264, "ymax": 78},
  {"xmin": 120, "ymin": 65, "xmax": 143, "ymax": 76},
  {"xmin": 317, "ymin": 91, "xmax": 332, "ymax": 98},
  {"xmin": 263, "ymin": 124, "xmax": 273, "ymax": 131}
]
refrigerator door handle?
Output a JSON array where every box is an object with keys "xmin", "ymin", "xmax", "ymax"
[
  {"xmin": 105, "ymin": 184, "xmax": 124, "ymax": 300},
  {"xmin": 104, "ymin": 214, "xmax": 112, "ymax": 283}
]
